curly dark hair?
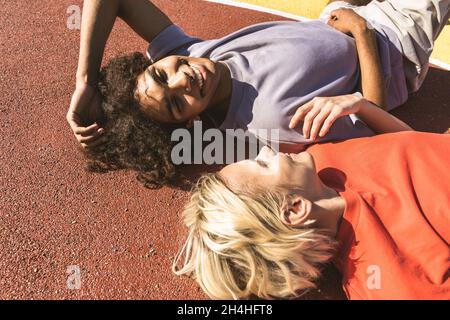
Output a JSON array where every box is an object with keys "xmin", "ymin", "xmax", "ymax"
[{"xmin": 85, "ymin": 52, "xmax": 176, "ymax": 189}]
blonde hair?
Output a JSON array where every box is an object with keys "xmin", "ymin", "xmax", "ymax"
[{"xmin": 173, "ymin": 174, "xmax": 336, "ymax": 300}]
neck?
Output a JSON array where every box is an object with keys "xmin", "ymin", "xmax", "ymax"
[{"xmin": 310, "ymin": 187, "xmax": 345, "ymax": 238}]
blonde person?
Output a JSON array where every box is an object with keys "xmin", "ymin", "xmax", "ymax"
[{"xmin": 173, "ymin": 108, "xmax": 450, "ymax": 299}]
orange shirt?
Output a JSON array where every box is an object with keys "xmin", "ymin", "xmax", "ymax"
[{"xmin": 308, "ymin": 132, "xmax": 450, "ymax": 299}]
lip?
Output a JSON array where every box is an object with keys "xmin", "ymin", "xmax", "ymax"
[
  {"xmin": 191, "ymin": 63, "xmax": 208, "ymax": 97},
  {"xmin": 288, "ymin": 152, "xmax": 308, "ymax": 163}
]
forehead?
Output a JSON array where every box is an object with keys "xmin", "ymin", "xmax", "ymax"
[
  {"xmin": 220, "ymin": 160, "xmax": 255, "ymax": 176},
  {"xmin": 135, "ymin": 69, "xmax": 170, "ymax": 121},
  {"xmin": 154, "ymin": 55, "xmax": 179, "ymax": 64},
  {"xmin": 220, "ymin": 160, "xmax": 266, "ymax": 191}
]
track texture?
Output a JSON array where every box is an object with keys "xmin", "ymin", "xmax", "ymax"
[{"xmin": 0, "ymin": 0, "xmax": 448, "ymax": 300}]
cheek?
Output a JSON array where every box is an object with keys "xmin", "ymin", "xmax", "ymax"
[
  {"xmin": 272, "ymin": 162, "xmax": 298, "ymax": 188},
  {"xmin": 184, "ymin": 96, "xmax": 207, "ymax": 115},
  {"xmin": 246, "ymin": 175, "xmax": 279, "ymax": 193},
  {"xmin": 285, "ymin": 167, "xmax": 312, "ymax": 190}
]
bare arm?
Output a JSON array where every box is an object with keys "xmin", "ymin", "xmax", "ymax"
[
  {"xmin": 69, "ymin": 0, "xmax": 172, "ymax": 149},
  {"xmin": 328, "ymin": 8, "xmax": 387, "ymax": 109},
  {"xmin": 353, "ymin": 27, "xmax": 387, "ymax": 109},
  {"xmin": 76, "ymin": 0, "xmax": 120, "ymax": 85},
  {"xmin": 289, "ymin": 9, "xmax": 411, "ymax": 138},
  {"xmin": 77, "ymin": 0, "xmax": 172, "ymax": 85},
  {"xmin": 356, "ymin": 98, "xmax": 412, "ymax": 133},
  {"xmin": 118, "ymin": 0, "xmax": 172, "ymax": 45},
  {"xmin": 289, "ymin": 94, "xmax": 411, "ymax": 140}
]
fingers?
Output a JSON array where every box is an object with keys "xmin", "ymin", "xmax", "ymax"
[
  {"xmin": 327, "ymin": 10, "xmax": 342, "ymax": 31},
  {"xmin": 66, "ymin": 111, "xmax": 101, "ymax": 136},
  {"xmin": 330, "ymin": 8, "xmax": 350, "ymax": 18},
  {"xmin": 78, "ymin": 128, "xmax": 106, "ymax": 149},
  {"xmin": 78, "ymin": 127, "xmax": 105, "ymax": 144},
  {"xmin": 73, "ymin": 123, "xmax": 100, "ymax": 137},
  {"xmin": 289, "ymin": 99, "xmax": 315, "ymax": 129},
  {"xmin": 302, "ymin": 102, "xmax": 324, "ymax": 139},
  {"xmin": 67, "ymin": 118, "xmax": 106, "ymax": 149},
  {"xmin": 319, "ymin": 111, "xmax": 340, "ymax": 138},
  {"xmin": 309, "ymin": 109, "xmax": 331, "ymax": 141},
  {"xmin": 291, "ymin": 96, "xmax": 352, "ymax": 140},
  {"xmin": 329, "ymin": 11, "xmax": 339, "ymax": 21},
  {"xmin": 290, "ymin": 98, "xmax": 332, "ymax": 139},
  {"xmin": 329, "ymin": 9, "xmax": 340, "ymax": 23},
  {"xmin": 328, "ymin": 8, "xmax": 352, "ymax": 26},
  {"xmin": 81, "ymin": 135, "xmax": 107, "ymax": 150},
  {"xmin": 67, "ymin": 85, "xmax": 107, "ymax": 149}
]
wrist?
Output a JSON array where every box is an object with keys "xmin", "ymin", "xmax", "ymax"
[
  {"xmin": 352, "ymin": 22, "xmax": 374, "ymax": 38},
  {"xmin": 76, "ymin": 72, "xmax": 97, "ymax": 88},
  {"xmin": 356, "ymin": 98, "xmax": 373, "ymax": 114}
]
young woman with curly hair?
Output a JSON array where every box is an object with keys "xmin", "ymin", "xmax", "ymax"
[
  {"xmin": 85, "ymin": 53, "xmax": 176, "ymax": 188},
  {"xmin": 67, "ymin": 0, "xmax": 450, "ymax": 187}
]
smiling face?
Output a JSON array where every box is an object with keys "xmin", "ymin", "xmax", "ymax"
[
  {"xmin": 219, "ymin": 146, "xmax": 322, "ymax": 199},
  {"xmin": 134, "ymin": 55, "xmax": 231, "ymax": 124}
]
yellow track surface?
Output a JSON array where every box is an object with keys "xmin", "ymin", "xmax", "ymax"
[{"xmin": 235, "ymin": 0, "xmax": 450, "ymax": 65}]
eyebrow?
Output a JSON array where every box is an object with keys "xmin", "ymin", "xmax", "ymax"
[{"xmin": 144, "ymin": 68, "xmax": 175, "ymax": 121}]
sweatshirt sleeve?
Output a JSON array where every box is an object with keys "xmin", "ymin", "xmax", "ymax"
[{"xmin": 147, "ymin": 24, "xmax": 202, "ymax": 62}]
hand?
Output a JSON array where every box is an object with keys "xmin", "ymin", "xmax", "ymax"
[
  {"xmin": 67, "ymin": 82, "xmax": 106, "ymax": 149},
  {"xmin": 327, "ymin": 8, "xmax": 368, "ymax": 36},
  {"xmin": 289, "ymin": 95, "xmax": 365, "ymax": 140}
]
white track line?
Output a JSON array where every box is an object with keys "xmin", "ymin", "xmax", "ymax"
[
  {"xmin": 205, "ymin": 0, "xmax": 310, "ymax": 21},
  {"xmin": 430, "ymin": 58, "xmax": 450, "ymax": 71},
  {"xmin": 205, "ymin": 0, "xmax": 450, "ymax": 70}
]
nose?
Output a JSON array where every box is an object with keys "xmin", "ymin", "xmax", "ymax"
[
  {"xmin": 256, "ymin": 146, "xmax": 276, "ymax": 161},
  {"xmin": 168, "ymin": 70, "xmax": 193, "ymax": 94}
]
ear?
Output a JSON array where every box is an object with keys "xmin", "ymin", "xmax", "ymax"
[
  {"xmin": 280, "ymin": 196, "xmax": 312, "ymax": 227},
  {"xmin": 186, "ymin": 116, "xmax": 201, "ymax": 129}
]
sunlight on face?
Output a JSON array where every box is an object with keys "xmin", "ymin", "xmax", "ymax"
[
  {"xmin": 134, "ymin": 55, "xmax": 225, "ymax": 124},
  {"xmin": 219, "ymin": 146, "xmax": 318, "ymax": 195}
]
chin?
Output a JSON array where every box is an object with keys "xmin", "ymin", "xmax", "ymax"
[{"xmin": 289, "ymin": 151, "xmax": 313, "ymax": 164}]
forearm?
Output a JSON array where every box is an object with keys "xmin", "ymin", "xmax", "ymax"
[
  {"xmin": 76, "ymin": 0, "xmax": 120, "ymax": 85},
  {"xmin": 76, "ymin": 0, "xmax": 172, "ymax": 86},
  {"xmin": 356, "ymin": 99, "xmax": 413, "ymax": 133},
  {"xmin": 118, "ymin": 0, "xmax": 172, "ymax": 43},
  {"xmin": 353, "ymin": 27, "xmax": 387, "ymax": 109}
]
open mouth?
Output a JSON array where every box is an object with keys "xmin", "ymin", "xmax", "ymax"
[{"xmin": 189, "ymin": 64, "xmax": 206, "ymax": 97}]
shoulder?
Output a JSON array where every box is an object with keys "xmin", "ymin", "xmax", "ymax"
[{"xmin": 147, "ymin": 24, "xmax": 203, "ymax": 62}]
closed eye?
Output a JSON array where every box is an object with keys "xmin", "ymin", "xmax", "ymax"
[
  {"xmin": 152, "ymin": 58, "xmax": 188, "ymax": 86},
  {"xmin": 256, "ymin": 159, "xmax": 269, "ymax": 168},
  {"xmin": 158, "ymin": 69, "xmax": 168, "ymax": 83},
  {"xmin": 151, "ymin": 67, "xmax": 167, "ymax": 85}
]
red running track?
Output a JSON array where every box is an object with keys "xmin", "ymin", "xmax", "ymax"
[{"xmin": 0, "ymin": 0, "xmax": 448, "ymax": 300}]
